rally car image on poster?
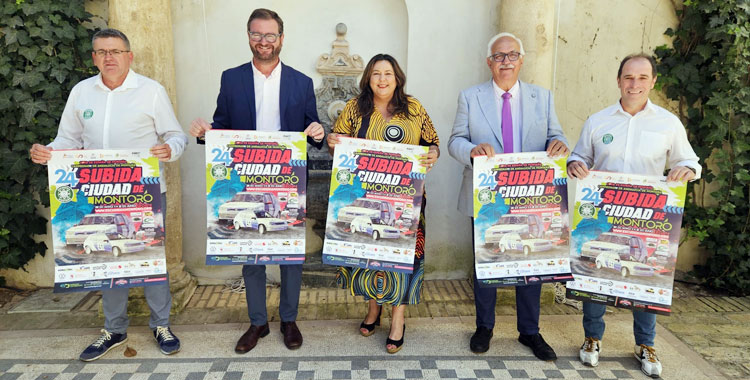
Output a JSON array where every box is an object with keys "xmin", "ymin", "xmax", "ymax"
[
  {"xmin": 65, "ymin": 213, "xmax": 138, "ymax": 245},
  {"xmin": 322, "ymin": 137, "xmax": 427, "ymax": 273},
  {"xmin": 336, "ymin": 197, "xmax": 396, "ymax": 226},
  {"xmin": 204, "ymin": 130, "xmax": 307, "ymax": 265},
  {"xmin": 566, "ymin": 171, "xmax": 687, "ymax": 315},
  {"xmin": 349, "ymin": 216, "xmax": 401, "ymax": 240},
  {"xmin": 472, "ymin": 152, "xmax": 573, "ymax": 287},
  {"xmin": 484, "ymin": 213, "xmax": 544, "ymax": 244},
  {"xmin": 83, "ymin": 233, "xmax": 146, "ymax": 257},
  {"xmin": 218, "ymin": 191, "xmax": 281, "ymax": 221},
  {"xmin": 497, "ymin": 233, "xmax": 552, "ymax": 255},
  {"xmin": 580, "ymin": 232, "xmax": 648, "ymax": 262},
  {"xmin": 594, "ymin": 251, "xmax": 655, "ymax": 277},
  {"xmin": 233, "ymin": 210, "xmax": 288, "ymax": 234},
  {"xmin": 48, "ymin": 149, "xmax": 168, "ymax": 293}
]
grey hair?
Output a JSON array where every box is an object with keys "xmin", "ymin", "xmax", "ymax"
[
  {"xmin": 92, "ymin": 28, "xmax": 131, "ymax": 50},
  {"xmin": 486, "ymin": 32, "xmax": 525, "ymax": 57}
]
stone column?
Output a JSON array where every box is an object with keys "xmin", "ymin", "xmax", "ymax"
[
  {"xmin": 108, "ymin": 0, "xmax": 196, "ymax": 313},
  {"xmin": 499, "ymin": 0, "xmax": 556, "ymax": 88}
]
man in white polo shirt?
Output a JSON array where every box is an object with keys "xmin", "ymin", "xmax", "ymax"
[
  {"xmin": 29, "ymin": 28, "xmax": 187, "ymax": 362},
  {"xmin": 567, "ymin": 53, "xmax": 700, "ymax": 378}
]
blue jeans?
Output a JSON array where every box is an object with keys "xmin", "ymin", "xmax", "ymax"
[
  {"xmin": 582, "ymin": 301, "xmax": 656, "ymax": 346},
  {"xmin": 103, "ymin": 193, "xmax": 171, "ymax": 333}
]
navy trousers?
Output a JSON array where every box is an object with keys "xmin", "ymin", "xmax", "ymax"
[
  {"xmin": 473, "ymin": 274, "xmax": 541, "ymax": 335},
  {"xmin": 242, "ymin": 264, "xmax": 302, "ymax": 326}
]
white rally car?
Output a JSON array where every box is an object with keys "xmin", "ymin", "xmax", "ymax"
[
  {"xmin": 233, "ymin": 210, "xmax": 288, "ymax": 234},
  {"xmin": 349, "ymin": 216, "xmax": 400, "ymax": 240},
  {"xmin": 82, "ymin": 233, "xmax": 145, "ymax": 257},
  {"xmin": 595, "ymin": 251, "xmax": 655, "ymax": 277},
  {"xmin": 484, "ymin": 214, "xmax": 544, "ymax": 244},
  {"xmin": 498, "ymin": 233, "xmax": 552, "ymax": 255},
  {"xmin": 65, "ymin": 213, "xmax": 137, "ymax": 245}
]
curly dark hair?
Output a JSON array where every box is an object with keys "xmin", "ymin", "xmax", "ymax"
[{"xmin": 356, "ymin": 54, "xmax": 413, "ymax": 120}]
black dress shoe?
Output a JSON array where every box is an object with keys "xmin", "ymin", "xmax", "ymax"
[
  {"xmin": 470, "ymin": 327, "xmax": 493, "ymax": 353},
  {"xmin": 519, "ymin": 333, "xmax": 557, "ymax": 361},
  {"xmin": 234, "ymin": 324, "xmax": 269, "ymax": 354},
  {"xmin": 280, "ymin": 321, "xmax": 303, "ymax": 350}
]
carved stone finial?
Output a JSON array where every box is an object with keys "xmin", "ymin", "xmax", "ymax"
[
  {"xmin": 316, "ymin": 23, "xmax": 364, "ymax": 77},
  {"xmin": 336, "ymin": 23, "xmax": 346, "ymax": 37}
]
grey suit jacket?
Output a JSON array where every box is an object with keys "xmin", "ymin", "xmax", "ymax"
[{"xmin": 447, "ymin": 80, "xmax": 568, "ymax": 216}]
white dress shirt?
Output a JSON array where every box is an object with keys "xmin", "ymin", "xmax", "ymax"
[
  {"xmin": 493, "ymin": 80, "xmax": 522, "ymax": 152},
  {"xmin": 252, "ymin": 61, "xmax": 282, "ymax": 132},
  {"xmin": 49, "ymin": 70, "xmax": 188, "ymax": 192},
  {"xmin": 568, "ymin": 99, "xmax": 701, "ymax": 179}
]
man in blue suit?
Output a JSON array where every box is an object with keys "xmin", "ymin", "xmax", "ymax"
[
  {"xmin": 448, "ymin": 32, "xmax": 569, "ymax": 360},
  {"xmin": 190, "ymin": 8, "xmax": 324, "ymax": 353}
]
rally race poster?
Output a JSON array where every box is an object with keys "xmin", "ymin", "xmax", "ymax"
[
  {"xmin": 205, "ymin": 130, "xmax": 306, "ymax": 265},
  {"xmin": 322, "ymin": 137, "xmax": 427, "ymax": 273},
  {"xmin": 473, "ymin": 152, "xmax": 572, "ymax": 287},
  {"xmin": 48, "ymin": 149, "xmax": 167, "ymax": 293},
  {"xmin": 566, "ymin": 171, "xmax": 687, "ymax": 315}
]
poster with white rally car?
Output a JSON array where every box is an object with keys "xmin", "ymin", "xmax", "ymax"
[
  {"xmin": 205, "ymin": 130, "xmax": 306, "ymax": 265},
  {"xmin": 473, "ymin": 152, "xmax": 573, "ymax": 287},
  {"xmin": 322, "ymin": 137, "xmax": 427, "ymax": 274},
  {"xmin": 566, "ymin": 171, "xmax": 687, "ymax": 315},
  {"xmin": 48, "ymin": 149, "xmax": 167, "ymax": 293}
]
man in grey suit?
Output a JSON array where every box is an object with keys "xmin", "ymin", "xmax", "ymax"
[{"xmin": 448, "ymin": 32, "xmax": 569, "ymax": 360}]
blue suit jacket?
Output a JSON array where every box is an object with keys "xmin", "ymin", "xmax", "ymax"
[
  {"xmin": 447, "ymin": 80, "xmax": 568, "ymax": 216},
  {"xmin": 206, "ymin": 62, "xmax": 323, "ymax": 148}
]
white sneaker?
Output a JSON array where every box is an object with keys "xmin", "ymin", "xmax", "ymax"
[
  {"xmin": 579, "ymin": 337, "xmax": 601, "ymax": 367},
  {"xmin": 635, "ymin": 344, "xmax": 662, "ymax": 378}
]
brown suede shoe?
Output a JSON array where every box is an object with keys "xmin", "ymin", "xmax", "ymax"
[
  {"xmin": 234, "ymin": 324, "xmax": 269, "ymax": 354},
  {"xmin": 280, "ymin": 321, "xmax": 303, "ymax": 350}
]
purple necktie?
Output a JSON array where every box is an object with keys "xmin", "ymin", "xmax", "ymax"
[{"xmin": 501, "ymin": 92, "xmax": 513, "ymax": 153}]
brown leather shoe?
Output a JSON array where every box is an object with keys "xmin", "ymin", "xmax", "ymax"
[
  {"xmin": 280, "ymin": 321, "xmax": 303, "ymax": 350},
  {"xmin": 234, "ymin": 324, "xmax": 269, "ymax": 354}
]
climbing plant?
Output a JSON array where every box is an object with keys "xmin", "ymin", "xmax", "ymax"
[
  {"xmin": 0, "ymin": 0, "xmax": 95, "ymax": 281},
  {"xmin": 655, "ymin": 0, "xmax": 750, "ymax": 294}
]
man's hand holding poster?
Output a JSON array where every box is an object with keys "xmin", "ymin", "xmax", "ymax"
[
  {"xmin": 473, "ymin": 152, "xmax": 573, "ymax": 287},
  {"xmin": 322, "ymin": 137, "xmax": 427, "ymax": 273},
  {"xmin": 48, "ymin": 149, "xmax": 167, "ymax": 293},
  {"xmin": 205, "ymin": 130, "xmax": 307, "ymax": 265},
  {"xmin": 566, "ymin": 171, "xmax": 687, "ymax": 315}
]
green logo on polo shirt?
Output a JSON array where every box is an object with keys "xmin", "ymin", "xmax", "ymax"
[
  {"xmin": 602, "ymin": 133, "xmax": 614, "ymax": 144},
  {"xmin": 83, "ymin": 109, "xmax": 94, "ymax": 119}
]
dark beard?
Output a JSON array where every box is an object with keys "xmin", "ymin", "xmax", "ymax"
[{"xmin": 250, "ymin": 44, "xmax": 282, "ymax": 63}]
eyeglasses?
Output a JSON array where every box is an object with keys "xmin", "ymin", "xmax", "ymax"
[
  {"xmin": 248, "ymin": 32, "xmax": 282, "ymax": 43},
  {"xmin": 94, "ymin": 49, "xmax": 130, "ymax": 57},
  {"xmin": 489, "ymin": 51, "xmax": 522, "ymax": 62}
]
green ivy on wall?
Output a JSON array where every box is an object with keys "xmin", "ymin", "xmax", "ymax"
[
  {"xmin": 655, "ymin": 0, "xmax": 750, "ymax": 294},
  {"xmin": 0, "ymin": 0, "xmax": 95, "ymax": 283}
]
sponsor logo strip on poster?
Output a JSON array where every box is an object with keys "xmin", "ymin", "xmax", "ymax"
[
  {"xmin": 473, "ymin": 152, "xmax": 573, "ymax": 287},
  {"xmin": 48, "ymin": 149, "xmax": 167, "ymax": 292},
  {"xmin": 322, "ymin": 137, "xmax": 427, "ymax": 273},
  {"xmin": 204, "ymin": 130, "xmax": 307, "ymax": 265},
  {"xmin": 566, "ymin": 171, "xmax": 686, "ymax": 315}
]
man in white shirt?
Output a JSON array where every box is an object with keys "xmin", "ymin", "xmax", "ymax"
[
  {"xmin": 189, "ymin": 8, "xmax": 324, "ymax": 354},
  {"xmin": 567, "ymin": 54, "xmax": 700, "ymax": 378},
  {"xmin": 29, "ymin": 28, "xmax": 187, "ymax": 361}
]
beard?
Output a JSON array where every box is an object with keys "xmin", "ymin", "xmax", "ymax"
[{"xmin": 250, "ymin": 43, "xmax": 282, "ymax": 62}]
